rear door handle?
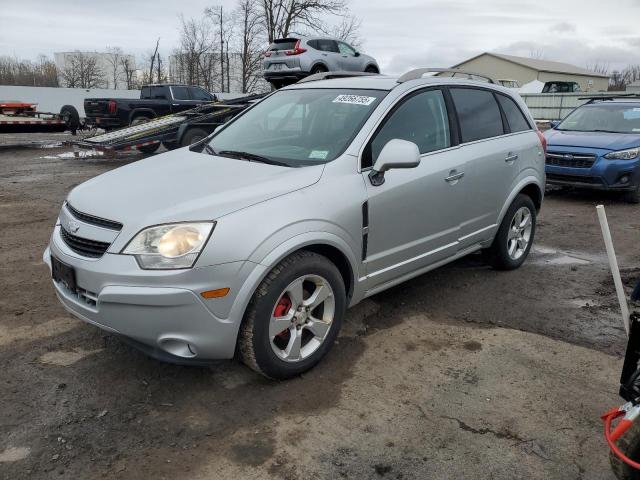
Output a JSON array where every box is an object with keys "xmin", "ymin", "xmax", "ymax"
[
  {"xmin": 445, "ymin": 171, "xmax": 464, "ymax": 183},
  {"xmin": 505, "ymin": 153, "xmax": 519, "ymax": 162}
]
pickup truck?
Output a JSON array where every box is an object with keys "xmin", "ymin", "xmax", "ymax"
[{"xmin": 84, "ymin": 84, "xmax": 217, "ymax": 130}]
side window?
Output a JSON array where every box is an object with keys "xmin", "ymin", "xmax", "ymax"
[
  {"xmin": 364, "ymin": 89, "xmax": 451, "ymax": 168},
  {"xmin": 338, "ymin": 42, "xmax": 356, "ymax": 56},
  {"xmin": 317, "ymin": 39, "xmax": 339, "ymax": 53},
  {"xmin": 171, "ymin": 86, "xmax": 190, "ymax": 100},
  {"xmin": 496, "ymin": 94, "xmax": 531, "ymax": 133},
  {"xmin": 308, "ymin": 40, "xmax": 319, "ymax": 50},
  {"xmin": 450, "ymin": 88, "xmax": 504, "ymax": 142},
  {"xmin": 141, "ymin": 86, "xmax": 150, "ymax": 98},
  {"xmin": 190, "ymin": 87, "xmax": 211, "ymax": 101},
  {"xmin": 150, "ymin": 86, "xmax": 167, "ymax": 99}
]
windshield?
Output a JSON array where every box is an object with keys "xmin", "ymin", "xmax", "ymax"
[
  {"xmin": 209, "ymin": 88, "xmax": 387, "ymax": 167},
  {"xmin": 557, "ymin": 103, "xmax": 640, "ymax": 134}
]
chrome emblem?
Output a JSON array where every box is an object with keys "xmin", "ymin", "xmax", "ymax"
[
  {"xmin": 68, "ymin": 221, "xmax": 80, "ymax": 233},
  {"xmin": 563, "ymin": 154, "xmax": 574, "ymax": 161}
]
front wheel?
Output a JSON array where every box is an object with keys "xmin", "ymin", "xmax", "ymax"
[
  {"xmin": 484, "ymin": 194, "xmax": 536, "ymax": 270},
  {"xmin": 238, "ymin": 251, "xmax": 346, "ymax": 379}
]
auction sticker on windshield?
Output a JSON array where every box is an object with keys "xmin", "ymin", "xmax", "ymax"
[{"xmin": 333, "ymin": 94, "xmax": 377, "ymax": 106}]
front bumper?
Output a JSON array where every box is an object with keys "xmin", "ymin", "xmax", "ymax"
[
  {"xmin": 545, "ymin": 149, "xmax": 640, "ymax": 191},
  {"xmin": 45, "ymin": 228, "xmax": 264, "ymax": 362}
]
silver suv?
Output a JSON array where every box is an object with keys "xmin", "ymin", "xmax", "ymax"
[
  {"xmin": 263, "ymin": 36, "xmax": 379, "ymax": 88},
  {"xmin": 45, "ymin": 70, "xmax": 546, "ymax": 379}
]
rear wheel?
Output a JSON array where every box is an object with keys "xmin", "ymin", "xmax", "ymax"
[
  {"xmin": 60, "ymin": 105, "xmax": 80, "ymax": 135},
  {"xmin": 484, "ymin": 194, "xmax": 536, "ymax": 270},
  {"xmin": 130, "ymin": 116, "xmax": 160, "ymax": 153},
  {"xmin": 180, "ymin": 127, "xmax": 209, "ymax": 147},
  {"xmin": 238, "ymin": 251, "xmax": 346, "ymax": 379},
  {"xmin": 310, "ymin": 65, "xmax": 328, "ymax": 75}
]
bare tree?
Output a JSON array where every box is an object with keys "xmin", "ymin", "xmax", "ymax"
[
  {"xmin": 175, "ymin": 14, "xmax": 217, "ymax": 90},
  {"xmin": 587, "ymin": 61, "xmax": 609, "ymax": 76},
  {"xmin": 325, "ymin": 13, "xmax": 361, "ymax": 47},
  {"xmin": 60, "ymin": 51, "xmax": 104, "ymax": 88},
  {"xmin": 234, "ymin": 0, "xmax": 265, "ymax": 93},
  {"xmin": 259, "ymin": 0, "xmax": 348, "ymax": 43},
  {"xmin": 105, "ymin": 46, "xmax": 124, "ymax": 89},
  {"xmin": 148, "ymin": 38, "xmax": 160, "ymax": 83},
  {"xmin": 120, "ymin": 56, "xmax": 137, "ymax": 89},
  {"xmin": 0, "ymin": 55, "xmax": 58, "ymax": 87},
  {"xmin": 206, "ymin": 6, "xmax": 233, "ymax": 92}
]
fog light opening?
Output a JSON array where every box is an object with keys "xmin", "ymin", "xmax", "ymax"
[{"xmin": 619, "ymin": 175, "xmax": 630, "ymax": 184}]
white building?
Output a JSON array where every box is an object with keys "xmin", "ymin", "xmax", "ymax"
[{"xmin": 54, "ymin": 51, "xmax": 137, "ymax": 89}]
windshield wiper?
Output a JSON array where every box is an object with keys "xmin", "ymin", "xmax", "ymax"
[
  {"xmin": 589, "ymin": 129, "xmax": 626, "ymax": 134},
  {"xmin": 217, "ymin": 150, "xmax": 291, "ymax": 167}
]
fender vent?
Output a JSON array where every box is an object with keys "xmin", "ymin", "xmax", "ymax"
[{"xmin": 361, "ymin": 201, "xmax": 369, "ymax": 261}]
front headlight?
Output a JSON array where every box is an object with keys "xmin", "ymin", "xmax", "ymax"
[
  {"xmin": 604, "ymin": 148, "xmax": 640, "ymax": 160},
  {"xmin": 122, "ymin": 222, "xmax": 215, "ymax": 269}
]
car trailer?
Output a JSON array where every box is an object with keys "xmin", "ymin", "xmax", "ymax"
[
  {"xmin": 0, "ymin": 102, "xmax": 81, "ymax": 134},
  {"xmin": 74, "ymin": 93, "xmax": 267, "ymax": 154}
]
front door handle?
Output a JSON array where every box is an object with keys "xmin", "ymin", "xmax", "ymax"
[
  {"xmin": 505, "ymin": 153, "xmax": 519, "ymax": 163},
  {"xmin": 445, "ymin": 170, "xmax": 464, "ymax": 183}
]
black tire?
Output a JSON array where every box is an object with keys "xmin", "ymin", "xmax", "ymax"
[
  {"xmin": 238, "ymin": 250, "xmax": 346, "ymax": 379},
  {"xmin": 130, "ymin": 116, "xmax": 160, "ymax": 153},
  {"xmin": 310, "ymin": 65, "xmax": 328, "ymax": 75},
  {"xmin": 60, "ymin": 105, "xmax": 80, "ymax": 135},
  {"xmin": 610, "ymin": 421, "xmax": 640, "ymax": 480},
  {"xmin": 622, "ymin": 187, "xmax": 640, "ymax": 204},
  {"xmin": 484, "ymin": 194, "xmax": 537, "ymax": 270},
  {"xmin": 161, "ymin": 140, "xmax": 179, "ymax": 151},
  {"xmin": 364, "ymin": 65, "xmax": 379, "ymax": 73},
  {"xmin": 180, "ymin": 128, "xmax": 209, "ymax": 147}
]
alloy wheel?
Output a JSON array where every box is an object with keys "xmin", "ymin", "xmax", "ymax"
[
  {"xmin": 507, "ymin": 206, "xmax": 533, "ymax": 260},
  {"xmin": 269, "ymin": 274, "xmax": 335, "ymax": 362}
]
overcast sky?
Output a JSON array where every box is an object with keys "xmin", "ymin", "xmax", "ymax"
[{"xmin": 1, "ymin": 0, "xmax": 640, "ymax": 74}]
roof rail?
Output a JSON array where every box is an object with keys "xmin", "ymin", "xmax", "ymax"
[
  {"xmin": 297, "ymin": 71, "xmax": 380, "ymax": 83},
  {"xmin": 579, "ymin": 94, "xmax": 640, "ymax": 103},
  {"xmin": 397, "ymin": 68, "xmax": 495, "ymax": 84}
]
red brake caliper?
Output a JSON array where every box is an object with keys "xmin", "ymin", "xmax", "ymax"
[{"xmin": 273, "ymin": 294, "xmax": 292, "ymax": 339}]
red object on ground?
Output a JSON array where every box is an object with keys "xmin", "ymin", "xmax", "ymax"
[{"xmin": 602, "ymin": 405, "xmax": 640, "ymax": 470}]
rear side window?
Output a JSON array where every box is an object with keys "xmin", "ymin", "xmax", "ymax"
[
  {"xmin": 364, "ymin": 89, "xmax": 451, "ymax": 168},
  {"xmin": 451, "ymin": 88, "xmax": 504, "ymax": 142},
  {"xmin": 496, "ymin": 94, "xmax": 531, "ymax": 132},
  {"xmin": 141, "ymin": 86, "xmax": 150, "ymax": 98},
  {"xmin": 315, "ymin": 39, "xmax": 338, "ymax": 53},
  {"xmin": 171, "ymin": 86, "xmax": 190, "ymax": 100},
  {"xmin": 150, "ymin": 86, "xmax": 167, "ymax": 99}
]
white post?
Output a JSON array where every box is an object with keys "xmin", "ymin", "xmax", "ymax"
[{"xmin": 596, "ymin": 204, "xmax": 630, "ymax": 335}]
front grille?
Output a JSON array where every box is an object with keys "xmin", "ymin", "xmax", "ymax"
[
  {"xmin": 547, "ymin": 173, "xmax": 603, "ymax": 185},
  {"xmin": 60, "ymin": 227, "xmax": 110, "ymax": 258},
  {"xmin": 546, "ymin": 152, "xmax": 596, "ymax": 169},
  {"xmin": 66, "ymin": 203, "xmax": 122, "ymax": 231}
]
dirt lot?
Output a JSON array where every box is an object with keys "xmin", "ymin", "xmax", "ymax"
[{"xmin": 1, "ymin": 135, "xmax": 638, "ymax": 479}]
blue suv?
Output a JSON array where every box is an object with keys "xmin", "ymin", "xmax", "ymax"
[{"xmin": 544, "ymin": 97, "xmax": 640, "ymax": 203}]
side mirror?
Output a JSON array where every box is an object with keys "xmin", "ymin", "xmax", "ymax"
[
  {"xmin": 368, "ymin": 139, "xmax": 421, "ymax": 186},
  {"xmin": 354, "ymin": 51, "xmax": 361, "ymax": 57},
  {"xmin": 549, "ymin": 120, "xmax": 560, "ymax": 129}
]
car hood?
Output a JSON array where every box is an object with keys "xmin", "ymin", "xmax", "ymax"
[
  {"xmin": 545, "ymin": 129, "xmax": 640, "ymax": 151},
  {"xmin": 67, "ymin": 148, "xmax": 324, "ymax": 228}
]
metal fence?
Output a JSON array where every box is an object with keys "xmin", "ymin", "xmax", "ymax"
[{"xmin": 519, "ymin": 92, "xmax": 621, "ymax": 121}]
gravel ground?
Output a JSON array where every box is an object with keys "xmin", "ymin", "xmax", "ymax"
[{"xmin": 1, "ymin": 136, "xmax": 638, "ymax": 479}]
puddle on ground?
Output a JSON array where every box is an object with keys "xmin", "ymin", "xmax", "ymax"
[
  {"xmin": 0, "ymin": 446, "xmax": 30, "ymax": 463},
  {"xmin": 39, "ymin": 348, "xmax": 103, "ymax": 366},
  {"xmin": 532, "ymin": 244, "xmax": 599, "ymax": 266}
]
